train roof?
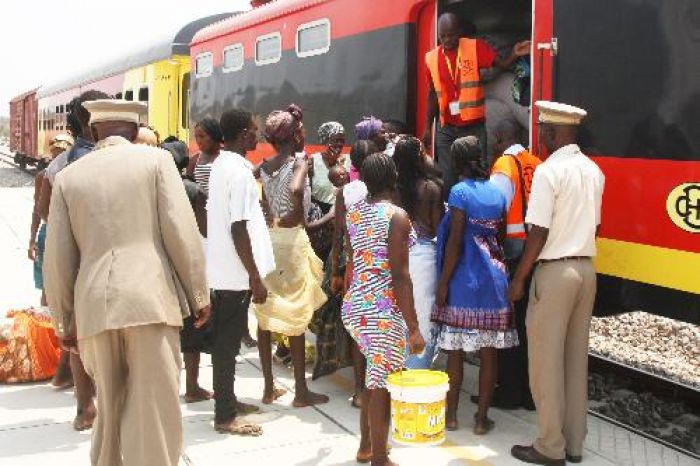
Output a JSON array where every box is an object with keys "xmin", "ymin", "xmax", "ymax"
[
  {"xmin": 192, "ymin": 0, "xmax": 322, "ymax": 45},
  {"xmin": 10, "ymin": 88, "xmax": 40, "ymax": 103},
  {"xmin": 37, "ymin": 13, "xmax": 234, "ymax": 99}
]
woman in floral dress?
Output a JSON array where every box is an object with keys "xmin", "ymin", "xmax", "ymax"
[
  {"xmin": 342, "ymin": 153, "xmax": 424, "ymax": 466},
  {"xmin": 433, "ymin": 136, "xmax": 518, "ymax": 435}
]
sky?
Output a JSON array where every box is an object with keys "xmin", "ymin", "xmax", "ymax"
[{"xmin": 0, "ymin": 0, "xmax": 252, "ymax": 116}]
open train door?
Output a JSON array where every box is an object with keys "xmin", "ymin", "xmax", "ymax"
[{"xmin": 530, "ymin": 0, "xmax": 554, "ymax": 154}]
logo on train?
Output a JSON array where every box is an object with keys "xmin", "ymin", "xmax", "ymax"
[{"xmin": 666, "ymin": 183, "xmax": 700, "ymax": 233}]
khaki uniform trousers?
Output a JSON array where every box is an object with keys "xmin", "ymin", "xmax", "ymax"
[
  {"xmin": 526, "ymin": 259, "xmax": 596, "ymax": 460},
  {"xmin": 80, "ymin": 323, "xmax": 182, "ymax": 466}
]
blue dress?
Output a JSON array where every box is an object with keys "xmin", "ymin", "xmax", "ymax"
[{"xmin": 431, "ymin": 180, "xmax": 518, "ymax": 351}]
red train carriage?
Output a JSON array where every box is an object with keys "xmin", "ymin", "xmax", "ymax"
[
  {"xmin": 190, "ymin": 0, "xmax": 700, "ymax": 323},
  {"xmin": 9, "ymin": 89, "xmax": 40, "ymax": 169}
]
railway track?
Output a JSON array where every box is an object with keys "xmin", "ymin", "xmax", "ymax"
[{"xmin": 589, "ymin": 353, "xmax": 700, "ymax": 460}]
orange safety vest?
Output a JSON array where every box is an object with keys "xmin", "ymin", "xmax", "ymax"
[
  {"xmin": 426, "ymin": 38, "xmax": 485, "ymax": 126},
  {"xmin": 491, "ymin": 147, "xmax": 542, "ymax": 239}
]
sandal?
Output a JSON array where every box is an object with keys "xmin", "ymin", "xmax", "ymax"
[{"xmin": 215, "ymin": 419, "xmax": 263, "ymax": 437}]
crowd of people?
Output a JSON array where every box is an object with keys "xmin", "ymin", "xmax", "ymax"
[{"xmin": 0, "ymin": 12, "xmax": 605, "ymax": 466}]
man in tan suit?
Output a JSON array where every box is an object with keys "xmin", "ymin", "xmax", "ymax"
[
  {"xmin": 44, "ymin": 100, "xmax": 210, "ymax": 466},
  {"xmin": 509, "ymin": 101, "xmax": 604, "ymax": 466}
]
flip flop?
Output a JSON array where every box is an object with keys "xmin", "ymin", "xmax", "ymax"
[{"xmin": 215, "ymin": 421, "xmax": 263, "ymax": 437}]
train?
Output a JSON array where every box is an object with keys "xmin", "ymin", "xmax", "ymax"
[{"xmin": 8, "ymin": 0, "xmax": 700, "ymax": 324}]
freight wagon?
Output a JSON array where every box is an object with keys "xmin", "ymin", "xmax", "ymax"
[{"xmin": 9, "ymin": 89, "xmax": 40, "ymax": 169}]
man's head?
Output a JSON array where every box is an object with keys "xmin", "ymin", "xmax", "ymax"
[
  {"xmin": 438, "ymin": 12, "xmax": 461, "ymax": 51},
  {"xmin": 493, "ymin": 119, "xmax": 524, "ymax": 156},
  {"xmin": 535, "ymin": 101, "xmax": 587, "ymax": 155},
  {"xmin": 82, "ymin": 100, "xmax": 147, "ymax": 143},
  {"xmin": 220, "ymin": 108, "xmax": 258, "ymax": 153},
  {"xmin": 68, "ymin": 90, "xmax": 111, "ymax": 139}
]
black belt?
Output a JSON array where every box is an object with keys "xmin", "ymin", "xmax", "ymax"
[{"xmin": 538, "ymin": 256, "xmax": 591, "ymax": 264}]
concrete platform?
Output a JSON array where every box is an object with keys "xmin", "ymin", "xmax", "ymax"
[{"xmin": 0, "ymin": 168, "xmax": 697, "ymax": 466}]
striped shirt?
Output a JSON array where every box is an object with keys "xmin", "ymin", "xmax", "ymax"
[{"xmin": 193, "ymin": 162, "xmax": 213, "ymax": 195}]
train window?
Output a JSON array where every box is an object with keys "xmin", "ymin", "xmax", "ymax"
[
  {"xmin": 255, "ymin": 32, "xmax": 281, "ymax": 66},
  {"xmin": 195, "ymin": 52, "xmax": 214, "ymax": 78},
  {"xmin": 125, "ymin": 90, "xmax": 134, "ymax": 101},
  {"xmin": 116, "ymin": 92, "xmax": 123, "ymax": 100},
  {"xmin": 223, "ymin": 44, "xmax": 244, "ymax": 73},
  {"xmin": 297, "ymin": 19, "xmax": 331, "ymax": 57},
  {"xmin": 138, "ymin": 86, "xmax": 149, "ymax": 102},
  {"xmin": 55, "ymin": 106, "xmax": 59, "ymax": 114},
  {"xmin": 181, "ymin": 72, "xmax": 190, "ymax": 129}
]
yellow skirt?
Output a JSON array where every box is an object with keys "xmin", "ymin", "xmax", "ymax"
[{"xmin": 254, "ymin": 226, "xmax": 326, "ymax": 336}]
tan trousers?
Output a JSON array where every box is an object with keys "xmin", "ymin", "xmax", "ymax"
[
  {"xmin": 80, "ymin": 324, "xmax": 183, "ymax": 466},
  {"xmin": 526, "ymin": 259, "xmax": 596, "ymax": 459}
]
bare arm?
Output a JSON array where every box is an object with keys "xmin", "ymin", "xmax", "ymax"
[
  {"xmin": 423, "ymin": 81, "xmax": 439, "ymax": 147},
  {"xmin": 436, "ymin": 207, "xmax": 466, "ymax": 307},
  {"xmin": 38, "ymin": 177, "xmax": 52, "ymax": 222},
  {"xmin": 494, "ymin": 40, "xmax": 531, "ymax": 71},
  {"xmin": 389, "ymin": 209, "xmax": 425, "ymax": 354},
  {"xmin": 426, "ymin": 180, "xmax": 444, "ymax": 237},
  {"xmin": 231, "ymin": 221, "xmax": 268, "ymax": 304},
  {"xmin": 508, "ymin": 225, "xmax": 549, "ymax": 302},
  {"xmin": 28, "ymin": 172, "xmax": 44, "ymax": 260}
]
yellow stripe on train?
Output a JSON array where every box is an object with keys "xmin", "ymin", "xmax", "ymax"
[{"xmin": 595, "ymin": 238, "xmax": 700, "ymax": 295}]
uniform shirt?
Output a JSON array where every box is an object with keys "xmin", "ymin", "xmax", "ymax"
[
  {"xmin": 432, "ymin": 40, "xmax": 497, "ymax": 127},
  {"xmin": 525, "ymin": 144, "xmax": 605, "ymax": 260},
  {"xmin": 206, "ymin": 150, "xmax": 275, "ymax": 291}
]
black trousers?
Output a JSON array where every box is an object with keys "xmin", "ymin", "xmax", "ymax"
[
  {"xmin": 497, "ymin": 252, "xmax": 533, "ymax": 405},
  {"xmin": 211, "ymin": 289, "xmax": 251, "ymax": 423}
]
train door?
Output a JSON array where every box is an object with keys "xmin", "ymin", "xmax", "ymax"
[{"xmin": 421, "ymin": 0, "xmax": 534, "ymax": 160}]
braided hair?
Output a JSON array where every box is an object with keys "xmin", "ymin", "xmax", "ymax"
[
  {"xmin": 393, "ymin": 136, "xmax": 423, "ymax": 217},
  {"xmin": 349, "ymin": 140, "xmax": 378, "ymax": 171},
  {"xmin": 361, "ymin": 152, "xmax": 397, "ymax": 197},
  {"xmin": 195, "ymin": 117, "xmax": 224, "ymax": 144},
  {"xmin": 451, "ymin": 136, "xmax": 488, "ymax": 180}
]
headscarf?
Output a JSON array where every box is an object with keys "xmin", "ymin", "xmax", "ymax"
[
  {"xmin": 318, "ymin": 121, "xmax": 344, "ymax": 144},
  {"xmin": 354, "ymin": 116, "xmax": 383, "ymax": 141},
  {"xmin": 264, "ymin": 104, "xmax": 303, "ymax": 145}
]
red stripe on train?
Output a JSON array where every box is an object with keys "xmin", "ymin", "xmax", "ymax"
[{"xmin": 594, "ymin": 156, "xmax": 700, "ymax": 254}]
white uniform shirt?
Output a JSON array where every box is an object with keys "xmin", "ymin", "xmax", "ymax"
[
  {"xmin": 206, "ymin": 150, "xmax": 275, "ymax": 291},
  {"xmin": 525, "ymin": 144, "xmax": 604, "ymax": 260}
]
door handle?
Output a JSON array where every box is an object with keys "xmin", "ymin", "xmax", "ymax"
[{"xmin": 537, "ymin": 37, "xmax": 559, "ymax": 56}]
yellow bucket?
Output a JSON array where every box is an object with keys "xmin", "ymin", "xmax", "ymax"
[{"xmin": 386, "ymin": 370, "xmax": 450, "ymax": 446}]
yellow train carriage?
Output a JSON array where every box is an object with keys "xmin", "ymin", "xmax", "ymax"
[{"xmin": 36, "ymin": 14, "xmax": 230, "ymax": 156}]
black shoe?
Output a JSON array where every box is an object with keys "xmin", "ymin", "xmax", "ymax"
[
  {"xmin": 565, "ymin": 453, "xmax": 582, "ymax": 463},
  {"xmin": 510, "ymin": 445, "xmax": 565, "ymax": 465}
]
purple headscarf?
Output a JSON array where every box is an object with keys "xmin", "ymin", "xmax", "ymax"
[
  {"xmin": 354, "ymin": 116, "xmax": 383, "ymax": 141},
  {"xmin": 264, "ymin": 104, "xmax": 303, "ymax": 144}
]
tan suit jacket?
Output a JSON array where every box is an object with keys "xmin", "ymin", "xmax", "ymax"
[{"xmin": 44, "ymin": 136, "xmax": 209, "ymax": 340}]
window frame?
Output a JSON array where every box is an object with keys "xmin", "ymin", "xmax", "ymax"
[
  {"xmin": 222, "ymin": 43, "xmax": 245, "ymax": 73},
  {"xmin": 255, "ymin": 32, "xmax": 282, "ymax": 66},
  {"xmin": 296, "ymin": 19, "xmax": 331, "ymax": 58},
  {"xmin": 195, "ymin": 52, "xmax": 214, "ymax": 78}
]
